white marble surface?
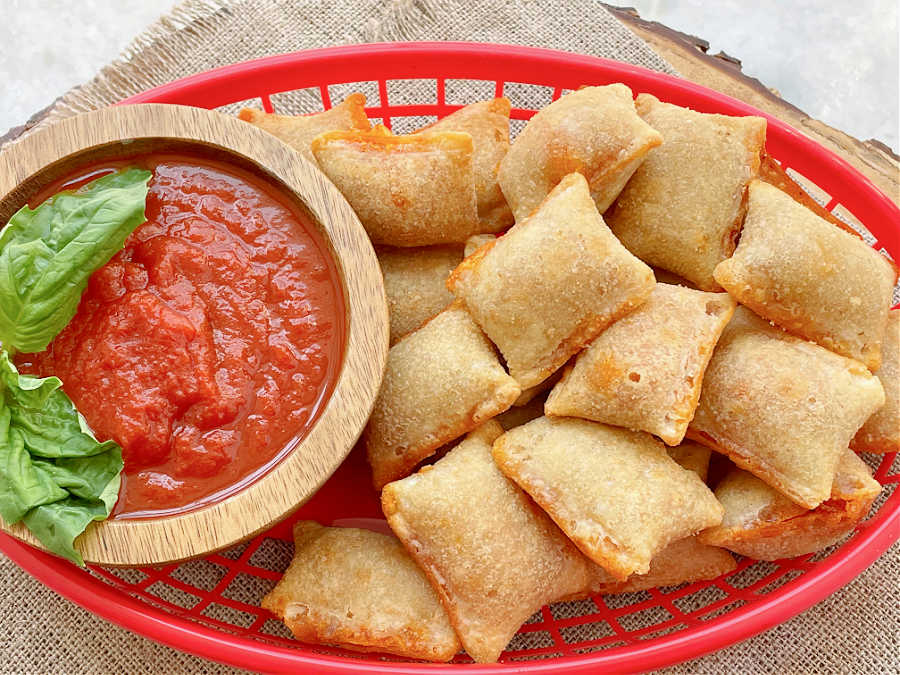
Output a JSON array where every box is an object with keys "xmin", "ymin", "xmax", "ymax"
[
  {"xmin": 0, "ymin": 0, "xmax": 178, "ymax": 131},
  {"xmin": 1, "ymin": 0, "xmax": 897, "ymax": 150},
  {"xmin": 629, "ymin": 0, "xmax": 899, "ymax": 150}
]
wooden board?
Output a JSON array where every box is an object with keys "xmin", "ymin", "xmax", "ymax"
[
  {"xmin": 605, "ymin": 5, "xmax": 899, "ymax": 204},
  {"xmin": 0, "ymin": 104, "xmax": 389, "ymax": 565}
]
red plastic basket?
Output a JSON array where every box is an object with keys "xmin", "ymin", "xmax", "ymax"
[{"xmin": 1, "ymin": 42, "xmax": 897, "ymax": 673}]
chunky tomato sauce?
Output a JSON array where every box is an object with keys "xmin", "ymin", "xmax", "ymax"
[{"xmin": 17, "ymin": 155, "xmax": 345, "ymax": 517}]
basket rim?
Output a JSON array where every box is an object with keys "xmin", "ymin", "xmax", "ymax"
[{"xmin": 2, "ymin": 41, "xmax": 898, "ymax": 674}]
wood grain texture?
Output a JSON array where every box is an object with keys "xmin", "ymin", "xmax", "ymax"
[
  {"xmin": 605, "ymin": 5, "xmax": 899, "ymax": 204},
  {"xmin": 0, "ymin": 104, "xmax": 389, "ymax": 566}
]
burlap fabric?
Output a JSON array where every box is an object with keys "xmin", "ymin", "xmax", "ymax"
[{"xmin": 1, "ymin": 1, "xmax": 897, "ymax": 672}]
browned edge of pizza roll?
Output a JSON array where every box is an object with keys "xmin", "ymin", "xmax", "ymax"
[
  {"xmin": 238, "ymin": 92, "xmax": 371, "ymax": 160},
  {"xmin": 382, "ymin": 421, "xmax": 593, "ymax": 663},
  {"xmin": 312, "ymin": 128, "xmax": 480, "ymax": 247},
  {"xmin": 699, "ymin": 450, "xmax": 881, "ymax": 560},
  {"xmin": 448, "ymin": 172, "xmax": 655, "ymax": 390},
  {"xmin": 365, "ymin": 302, "xmax": 520, "ymax": 490},
  {"xmin": 261, "ymin": 521, "xmax": 461, "ymax": 661}
]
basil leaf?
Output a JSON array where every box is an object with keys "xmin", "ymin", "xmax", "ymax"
[
  {"xmin": 23, "ymin": 497, "xmax": 111, "ymax": 566},
  {"xmin": 0, "ymin": 346, "xmax": 124, "ymax": 565},
  {"xmin": 0, "ymin": 350, "xmax": 61, "ymax": 409},
  {"xmin": 0, "ymin": 168, "xmax": 151, "ymax": 353},
  {"xmin": 0, "ymin": 350, "xmax": 113, "ymax": 458},
  {"xmin": 33, "ymin": 448, "xmax": 123, "ymax": 502},
  {"xmin": 0, "ymin": 410, "xmax": 68, "ymax": 523},
  {"xmin": 23, "ymin": 451, "xmax": 124, "ymax": 567},
  {"xmin": 11, "ymin": 392, "xmax": 120, "ymax": 459}
]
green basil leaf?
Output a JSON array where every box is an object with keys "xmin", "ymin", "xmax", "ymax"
[
  {"xmin": 0, "ymin": 168, "xmax": 146, "ymax": 565},
  {"xmin": 23, "ymin": 449, "xmax": 123, "ymax": 566},
  {"xmin": 96, "ymin": 468, "xmax": 122, "ymax": 514},
  {"xmin": 0, "ymin": 347, "xmax": 61, "ymax": 406},
  {"xmin": 0, "ymin": 410, "xmax": 68, "ymax": 523},
  {"xmin": 0, "ymin": 352, "xmax": 111, "ymax": 459},
  {"xmin": 23, "ymin": 497, "xmax": 111, "ymax": 566},
  {"xmin": 0, "ymin": 351, "xmax": 124, "ymax": 565},
  {"xmin": 33, "ymin": 445, "xmax": 123, "ymax": 502},
  {"xmin": 11, "ymin": 394, "xmax": 120, "ymax": 459},
  {"xmin": 0, "ymin": 167, "xmax": 151, "ymax": 353}
]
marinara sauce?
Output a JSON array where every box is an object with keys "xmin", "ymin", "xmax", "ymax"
[{"xmin": 16, "ymin": 155, "xmax": 345, "ymax": 517}]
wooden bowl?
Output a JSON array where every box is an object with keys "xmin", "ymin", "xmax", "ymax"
[{"xmin": 0, "ymin": 104, "xmax": 389, "ymax": 565}]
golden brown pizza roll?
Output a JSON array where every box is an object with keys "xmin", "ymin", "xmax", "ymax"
[
  {"xmin": 382, "ymin": 421, "xmax": 593, "ymax": 663},
  {"xmin": 238, "ymin": 93, "xmax": 371, "ymax": 161},
  {"xmin": 591, "ymin": 439, "xmax": 732, "ymax": 591},
  {"xmin": 463, "ymin": 233, "xmax": 497, "ymax": 258},
  {"xmin": 376, "ymin": 245, "xmax": 463, "ymax": 344},
  {"xmin": 713, "ymin": 180, "xmax": 897, "ymax": 370},
  {"xmin": 699, "ymin": 450, "xmax": 881, "ymax": 560},
  {"xmin": 591, "ymin": 438, "xmax": 732, "ymax": 591},
  {"xmin": 492, "ymin": 417, "xmax": 723, "ymax": 581},
  {"xmin": 606, "ymin": 94, "xmax": 766, "ymax": 291},
  {"xmin": 365, "ymin": 302, "xmax": 520, "ymax": 490},
  {"xmin": 591, "ymin": 536, "xmax": 736, "ymax": 593},
  {"xmin": 416, "ymin": 98, "xmax": 513, "ymax": 231},
  {"xmin": 311, "ymin": 128, "xmax": 479, "ymax": 247},
  {"xmin": 853, "ymin": 310, "xmax": 899, "ymax": 453},
  {"xmin": 688, "ymin": 307, "xmax": 885, "ymax": 510},
  {"xmin": 498, "ymin": 84, "xmax": 662, "ymax": 220},
  {"xmin": 545, "ymin": 283, "xmax": 736, "ymax": 445},
  {"xmin": 261, "ymin": 521, "xmax": 460, "ymax": 661},
  {"xmin": 448, "ymin": 172, "xmax": 655, "ymax": 389}
]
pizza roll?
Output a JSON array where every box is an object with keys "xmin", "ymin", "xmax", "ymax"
[
  {"xmin": 492, "ymin": 417, "xmax": 723, "ymax": 580},
  {"xmin": 591, "ymin": 536, "xmax": 736, "ymax": 593},
  {"xmin": 376, "ymin": 245, "xmax": 463, "ymax": 344},
  {"xmin": 311, "ymin": 128, "xmax": 479, "ymax": 246},
  {"xmin": 606, "ymin": 94, "xmax": 766, "ymax": 290},
  {"xmin": 464, "ymin": 233, "xmax": 497, "ymax": 258},
  {"xmin": 545, "ymin": 283, "xmax": 736, "ymax": 445},
  {"xmin": 261, "ymin": 521, "xmax": 460, "ymax": 661},
  {"xmin": 688, "ymin": 307, "xmax": 885, "ymax": 509},
  {"xmin": 713, "ymin": 180, "xmax": 897, "ymax": 370},
  {"xmin": 416, "ymin": 98, "xmax": 513, "ymax": 231},
  {"xmin": 699, "ymin": 450, "xmax": 881, "ymax": 560},
  {"xmin": 591, "ymin": 439, "xmax": 731, "ymax": 591},
  {"xmin": 365, "ymin": 302, "xmax": 520, "ymax": 490},
  {"xmin": 238, "ymin": 93, "xmax": 370, "ymax": 161},
  {"xmin": 853, "ymin": 310, "xmax": 899, "ymax": 453},
  {"xmin": 498, "ymin": 84, "xmax": 662, "ymax": 220},
  {"xmin": 382, "ymin": 421, "xmax": 593, "ymax": 663},
  {"xmin": 448, "ymin": 172, "xmax": 655, "ymax": 389}
]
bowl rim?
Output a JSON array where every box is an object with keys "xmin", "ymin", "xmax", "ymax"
[
  {"xmin": 0, "ymin": 102, "xmax": 389, "ymax": 566},
  {"xmin": 1, "ymin": 41, "xmax": 897, "ymax": 672}
]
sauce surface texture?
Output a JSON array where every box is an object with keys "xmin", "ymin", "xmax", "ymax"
[{"xmin": 17, "ymin": 156, "xmax": 345, "ymax": 516}]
